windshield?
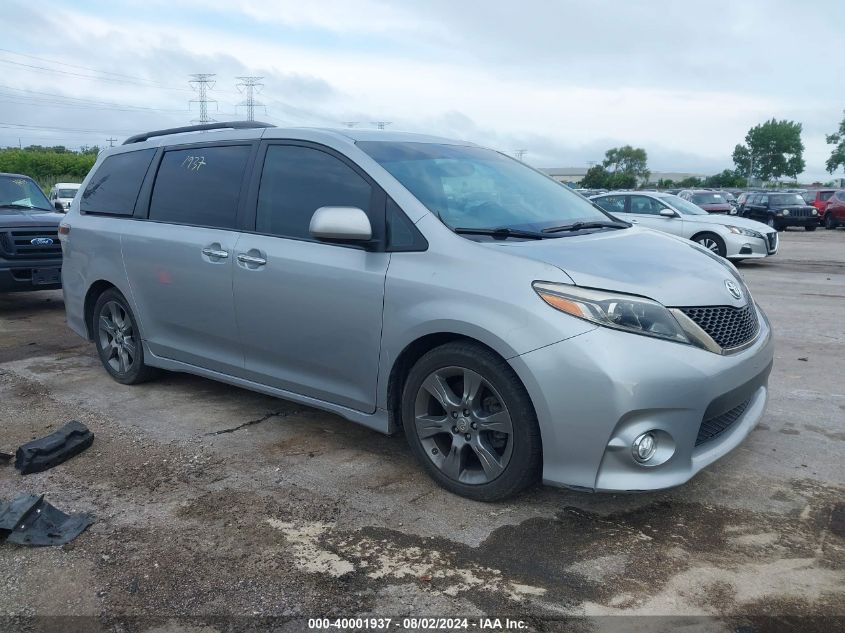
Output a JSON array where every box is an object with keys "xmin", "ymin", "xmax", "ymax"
[
  {"xmin": 691, "ymin": 193, "xmax": 727, "ymax": 205},
  {"xmin": 770, "ymin": 194, "xmax": 806, "ymax": 206},
  {"xmin": 357, "ymin": 141, "xmax": 613, "ymax": 232},
  {"xmin": 0, "ymin": 175, "xmax": 53, "ymax": 211},
  {"xmin": 660, "ymin": 194, "xmax": 709, "ymax": 215},
  {"xmin": 57, "ymin": 188, "xmax": 79, "ymax": 198}
]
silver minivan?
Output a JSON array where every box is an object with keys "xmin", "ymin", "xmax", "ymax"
[{"xmin": 60, "ymin": 122, "xmax": 774, "ymax": 500}]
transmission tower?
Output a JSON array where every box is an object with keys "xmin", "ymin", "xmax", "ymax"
[
  {"xmin": 106, "ymin": 137, "xmax": 117, "ymax": 147},
  {"xmin": 371, "ymin": 121, "xmax": 392, "ymax": 130},
  {"xmin": 236, "ymin": 76, "xmax": 265, "ymax": 122},
  {"xmin": 189, "ymin": 73, "xmax": 217, "ymax": 123},
  {"xmin": 342, "ymin": 121, "xmax": 359, "ymax": 128},
  {"xmin": 514, "ymin": 149, "xmax": 528, "ymax": 161}
]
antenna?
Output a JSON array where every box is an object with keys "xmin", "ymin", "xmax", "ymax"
[
  {"xmin": 236, "ymin": 76, "xmax": 265, "ymax": 122},
  {"xmin": 189, "ymin": 73, "xmax": 217, "ymax": 123}
]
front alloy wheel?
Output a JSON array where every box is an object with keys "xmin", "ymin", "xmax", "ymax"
[
  {"xmin": 414, "ymin": 367, "xmax": 514, "ymax": 485},
  {"xmin": 402, "ymin": 341, "xmax": 541, "ymax": 501},
  {"xmin": 695, "ymin": 233, "xmax": 726, "ymax": 257}
]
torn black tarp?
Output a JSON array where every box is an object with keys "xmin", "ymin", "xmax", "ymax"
[
  {"xmin": 0, "ymin": 494, "xmax": 93, "ymax": 546},
  {"xmin": 15, "ymin": 420, "xmax": 94, "ymax": 475}
]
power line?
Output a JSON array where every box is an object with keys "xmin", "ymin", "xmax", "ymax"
[
  {"xmin": 189, "ymin": 74, "xmax": 217, "ymax": 124},
  {"xmin": 235, "ymin": 76, "xmax": 264, "ymax": 122}
]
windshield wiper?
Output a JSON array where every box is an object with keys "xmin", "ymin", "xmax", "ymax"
[
  {"xmin": 542, "ymin": 220, "xmax": 629, "ymax": 234},
  {"xmin": 453, "ymin": 226, "xmax": 547, "ymax": 240},
  {"xmin": 0, "ymin": 203, "xmax": 52, "ymax": 211}
]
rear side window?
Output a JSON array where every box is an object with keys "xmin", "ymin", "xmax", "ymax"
[
  {"xmin": 594, "ymin": 195, "xmax": 626, "ymax": 214},
  {"xmin": 148, "ymin": 145, "xmax": 251, "ymax": 229},
  {"xmin": 256, "ymin": 145, "xmax": 373, "ymax": 240},
  {"xmin": 80, "ymin": 149, "xmax": 155, "ymax": 215},
  {"xmin": 820, "ymin": 191, "xmax": 834, "ymax": 201}
]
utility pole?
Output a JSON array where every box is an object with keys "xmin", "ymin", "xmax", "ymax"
[
  {"xmin": 189, "ymin": 73, "xmax": 217, "ymax": 124},
  {"xmin": 106, "ymin": 137, "xmax": 117, "ymax": 148},
  {"xmin": 236, "ymin": 76, "xmax": 265, "ymax": 122},
  {"xmin": 514, "ymin": 149, "xmax": 527, "ymax": 161},
  {"xmin": 371, "ymin": 121, "xmax": 391, "ymax": 130}
]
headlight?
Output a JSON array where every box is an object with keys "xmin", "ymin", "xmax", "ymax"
[
  {"xmin": 782, "ymin": 209, "xmax": 790, "ymax": 216},
  {"xmin": 727, "ymin": 225, "xmax": 763, "ymax": 239},
  {"xmin": 533, "ymin": 282, "xmax": 691, "ymax": 344},
  {"xmin": 811, "ymin": 209, "xmax": 818, "ymax": 216}
]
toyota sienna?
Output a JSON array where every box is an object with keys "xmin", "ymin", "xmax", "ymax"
[{"xmin": 60, "ymin": 122, "xmax": 774, "ymax": 500}]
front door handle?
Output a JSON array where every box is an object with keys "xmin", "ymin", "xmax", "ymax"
[
  {"xmin": 237, "ymin": 253, "xmax": 267, "ymax": 266},
  {"xmin": 202, "ymin": 247, "xmax": 229, "ymax": 259}
]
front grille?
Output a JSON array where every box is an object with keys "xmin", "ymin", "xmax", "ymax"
[
  {"xmin": 784, "ymin": 207, "xmax": 812, "ymax": 218},
  {"xmin": 680, "ymin": 304, "xmax": 759, "ymax": 350},
  {"xmin": 767, "ymin": 232, "xmax": 778, "ymax": 253},
  {"xmin": 696, "ymin": 399, "xmax": 750, "ymax": 446},
  {"xmin": 0, "ymin": 229, "xmax": 62, "ymax": 260}
]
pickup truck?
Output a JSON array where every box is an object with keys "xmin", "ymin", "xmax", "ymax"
[{"xmin": 0, "ymin": 172, "xmax": 64, "ymax": 292}]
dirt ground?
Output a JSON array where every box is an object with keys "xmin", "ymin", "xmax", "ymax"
[{"xmin": 1, "ymin": 228, "xmax": 843, "ymax": 632}]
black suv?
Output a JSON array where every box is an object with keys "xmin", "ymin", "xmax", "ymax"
[
  {"xmin": 0, "ymin": 173, "xmax": 64, "ymax": 292},
  {"xmin": 739, "ymin": 192, "xmax": 820, "ymax": 231}
]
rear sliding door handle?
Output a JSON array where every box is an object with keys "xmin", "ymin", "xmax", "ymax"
[
  {"xmin": 237, "ymin": 253, "xmax": 267, "ymax": 266},
  {"xmin": 202, "ymin": 247, "xmax": 229, "ymax": 258}
]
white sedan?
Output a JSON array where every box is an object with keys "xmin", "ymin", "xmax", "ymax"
[{"xmin": 591, "ymin": 191, "xmax": 778, "ymax": 261}]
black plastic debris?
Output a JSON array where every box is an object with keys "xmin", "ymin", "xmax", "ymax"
[
  {"xmin": 15, "ymin": 420, "xmax": 94, "ymax": 475},
  {"xmin": 0, "ymin": 494, "xmax": 93, "ymax": 546},
  {"xmin": 0, "ymin": 450, "xmax": 12, "ymax": 465}
]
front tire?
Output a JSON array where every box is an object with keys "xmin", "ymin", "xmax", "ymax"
[
  {"xmin": 401, "ymin": 341, "xmax": 541, "ymax": 501},
  {"xmin": 825, "ymin": 214, "xmax": 837, "ymax": 230},
  {"xmin": 694, "ymin": 232, "xmax": 727, "ymax": 257},
  {"xmin": 92, "ymin": 289, "xmax": 159, "ymax": 385}
]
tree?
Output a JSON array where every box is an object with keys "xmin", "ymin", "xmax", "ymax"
[
  {"xmin": 676, "ymin": 176, "xmax": 703, "ymax": 188},
  {"xmin": 657, "ymin": 178, "xmax": 675, "ymax": 189},
  {"xmin": 703, "ymin": 169, "xmax": 746, "ymax": 188},
  {"xmin": 825, "ymin": 110, "xmax": 845, "ymax": 175},
  {"xmin": 580, "ymin": 165, "xmax": 611, "ymax": 189},
  {"xmin": 732, "ymin": 119, "xmax": 805, "ymax": 181},
  {"xmin": 609, "ymin": 172, "xmax": 637, "ymax": 189},
  {"xmin": 602, "ymin": 145, "xmax": 650, "ymax": 183}
]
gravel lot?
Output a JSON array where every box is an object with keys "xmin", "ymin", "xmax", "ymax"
[{"xmin": 1, "ymin": 228, "xmax": 843, "ymax": 632}]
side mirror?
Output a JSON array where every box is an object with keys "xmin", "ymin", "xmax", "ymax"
[
  {"xmin": 54, "ymin": 201, "xmax": 65, "ymax": 212},
  {"xmin": 659, "ymin": 209, "xmax": 677, "ymax": 218},
  {"xmin": 309, "ymin": 206, "xmax": 372, "ymax": 243}
]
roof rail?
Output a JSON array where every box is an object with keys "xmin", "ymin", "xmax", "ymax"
[{"xmin": 122, "ymin": 121, "xmax": 275, "ymax": 145}]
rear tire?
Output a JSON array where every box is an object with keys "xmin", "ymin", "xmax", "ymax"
[
  {"xmin": 694, "ymin": 232, "xmax": 727, "ymax": 257},
  {"xmin": 401, "ymin": 341, "xmax": 541, "ymax": 501},
  {"xmin": 92, "ymin": 289, "xmax": 159, "ymax": 385}
]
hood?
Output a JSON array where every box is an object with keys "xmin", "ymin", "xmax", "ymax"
[
  {"xmin": 699, "ymin": 203, "xmax": 732, "ymax": 213},
  {"xmin": 685, "ymin": 213, "xmax": 775, "ymax": 234},
  {"xmin": 0, "ymin": 208, "xmax": 64, "ymax": 227},
  {"xmin": 485, "ymin": 227, "xmax": 747, "ymax": 308}
]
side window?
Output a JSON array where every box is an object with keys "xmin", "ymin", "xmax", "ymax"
[
  {"xmin": 760, "ymin": 195, "xmax": 769, "ymax": 206},
  {"xmin": 594, "ymin": 195, "xmax": 626, "ymax": 214},
  {"xmin": 148, "ymin": 145, "xmax": 251, "ymax": 229},
  {"xmin": 256, "ymin": 145, "xmax": 373, "ymax": 240},
  {"xmin": 80, "ymin": 149, "xmax": 156, "ymax": 215},
  {"xmin": 819, "ymin": 191, "xmax": 834, "ymax": 201},
  {"xmin": 629, "ymin": 195, "xmax": 662, "ymax": 215}
]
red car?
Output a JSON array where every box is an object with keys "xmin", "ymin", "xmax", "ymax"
[
  {"xmin": 678, "ymin": 189, "xmax": 734, "ymax": 214},
  {"xmin": 803, "ymin": 189, "xmax": 837, "ymax": 215},
  {"xmin": 821, "ymin": 190, "xmax": 845, "ymax": 229}
]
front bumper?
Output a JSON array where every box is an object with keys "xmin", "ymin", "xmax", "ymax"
[
  {"xmin": 777, "ymin": 215, "xmax": 819, "ymax": 227},
  {"xmin": 725, "ymin": 232, "xmax": 777, "ymax": 260},
  {"xmin": 509, "ymin": 304, "xmax": 774, "ymax": 491},
  {"xmin": 0, "ymin": 262, "xmax": 62, "ymax": 292}
]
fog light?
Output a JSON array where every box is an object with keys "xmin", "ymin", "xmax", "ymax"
[{"xmin": 632, "ymin": 432, "xmax": 657, "ymax": 463}]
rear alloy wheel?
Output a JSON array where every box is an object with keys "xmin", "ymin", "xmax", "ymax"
[
  {"xmin": 93, "ymin": 289, "xmax": 158, "ymax": 385},
  {"xmin": 825, "ymin": 214, "xmax": 837, "ymax": 230},
  {"xmin": 402, "ymin": 342, "xmax": 540, "ymax": 501},
  {"xmin": 695, "ymin": 233, "xmax": 727, "ymax": 258}
]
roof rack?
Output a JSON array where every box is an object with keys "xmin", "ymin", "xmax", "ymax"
[{"xmin": 122, "ymin": 121, "xmax": 275, "ymax": 145}]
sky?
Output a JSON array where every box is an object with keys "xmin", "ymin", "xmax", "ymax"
[{"xmin": 1, "ymin": 0, "xmax": 843, "ymax": 181}]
